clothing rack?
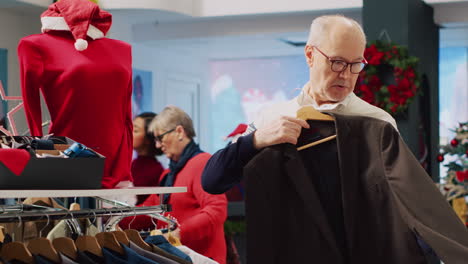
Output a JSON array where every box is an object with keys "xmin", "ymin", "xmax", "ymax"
[
  {"xmin": 94, "ymin": 196, "xmax": 177, "ymax": 229},
  {"xmin": 0, "ymin": 187, "xmax": 186, "ymax": 229},
  {"xmin": 0, "ymin": 205, "xmax": 164, "ymax": 223}
]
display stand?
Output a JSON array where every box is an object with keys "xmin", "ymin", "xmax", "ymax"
[{"xmin": 0, "ymin": 187, "xmax": 187, "ymax": 228}]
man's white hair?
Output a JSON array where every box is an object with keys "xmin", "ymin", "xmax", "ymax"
[{"xmin": 306, "ymin": 14, "xmax": 367, "ymax": 47}]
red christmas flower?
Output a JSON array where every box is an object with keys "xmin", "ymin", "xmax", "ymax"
[
  {"xmin": 355, "ymin": 40, "xmax": 421, "ymax": 116},
  {"xmin": 456, "ymin": 170, "xmax": 468, "ymax": 182}
]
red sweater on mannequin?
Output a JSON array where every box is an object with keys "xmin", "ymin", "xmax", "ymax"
[{"xmin": 18, "ymin": 30, "xmax": 133, "ymax": 188}]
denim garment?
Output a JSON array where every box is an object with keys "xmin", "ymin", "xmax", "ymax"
[
  {"xmin": 59, "ymin": 253, "xmax": 79, "ymax": 264},
  {"xmin": 102, "ymin": 247, "xmax": 128, "ymax": 264},
  {"xmin": 33, "ymin": 255, "xmax": 54, "ymax": 264},
  {"xmin": 103, "ymin": 243, "xmax": 161, "ymax": 264},
  {"xmin": 129, "ymin": 241, "xmax": 178, "ymax": 264},
  {"xmin": 144, "ymin": 235, "xmax": 192, "ymax": 263},
  {"xmin": 77, "ymin": 251, "xmax": 104, "ymax": 264},
  {"xmin": 150, "ymin": 244, "xmax": 192, "ymax": 264}
]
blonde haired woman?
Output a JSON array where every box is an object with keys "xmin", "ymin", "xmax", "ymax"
[{"xmin": 121, "ymin": 106, "xmax": 227, "ymax": 264}]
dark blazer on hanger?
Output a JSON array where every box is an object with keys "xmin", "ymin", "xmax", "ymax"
[{"xmin": 244, "ymin": 114, "xmax": 468, "ymax": 264}]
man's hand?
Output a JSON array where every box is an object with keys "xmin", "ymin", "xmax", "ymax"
[{"xmin": 253, "ymin": 116, "xmax": 310, "ymax": 149}]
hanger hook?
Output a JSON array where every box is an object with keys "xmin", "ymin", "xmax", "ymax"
[
  {"xmin": 90, "ymin": 210, "xmax": 97, "ymax": 226},
  {"xmin": 128, "ymin": 206, "xmax": 137, "ymax": 229},
  {"xmin": 38, "ymin": 212, "xmax": 50, "ymax": 237},
  {"xmin": 150, "ymin": 214, "xmax": 157, "ymax": 230},
  {"xmin": 16, "ymin": 212, "xmax": 22, "ymax": 229}
]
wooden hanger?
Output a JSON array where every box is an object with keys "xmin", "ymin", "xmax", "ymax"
[
  {"xmin": 0, "ymin": 241, "xmax": 34, "ymax": 264},
  {"xmin": 75, "ymin": 235, "xmax": 103, "ymax": 257},
  {"xmin": 296, "ymin": 106, "xmax": 336, "ymax": 151},
  {"xmin": 95, "ymin": 232, "xmax": 125, "ymax": 255},
  {"xmin": 296, "ymin": 106, "xmax": 334, "ymax": 121},
  {"xmin": 0, "ymin": 226, "xmax": 5, "ymax": 243},
  {"xmin": 69, "ymin": 202, "xmax": 81, "ymax": 211},
  {"xmin": 167, "ymin": 234, "xmax": 182, "ymax": 247},
  {"xmin": 111, "ymin": 230, "xmax": 130, "ymax": 246},
  {"xmin": 150, "ymin": 229, "xmax": 163, "ymax": 236},
  {"xmin": 124, "ymin": 229, "xmax": 152, "ymax": 251},
  {"xmin": 27, "ymin": 237, "xmax": 61, "ymax": 263},
  {"xmin": 52, "ymin": 237, "xmax": 77, "ymax": 260}
]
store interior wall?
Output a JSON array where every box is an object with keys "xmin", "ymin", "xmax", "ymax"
[
  {"xmin": 0, "ymin": 8, "xmax": 41, "ymax": 135},
  {"xmin": 0, "ymin": 1, "xmax": 467, "ymax": 154}
]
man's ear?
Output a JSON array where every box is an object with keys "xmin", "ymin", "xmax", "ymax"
[{"xmin": 305, "ymin": 45, "xmax": 314, "ymax": 67}]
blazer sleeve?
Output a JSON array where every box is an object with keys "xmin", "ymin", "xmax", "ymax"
[
  {"xmin": 381, "ymin": 122, "xmax": 468, "ymax": 262},
  {"xmin": 17, "ymin": 39, "xmax": 44, "ymax": 136}
]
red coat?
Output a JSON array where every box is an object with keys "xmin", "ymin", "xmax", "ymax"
[
  {"xmin": 18, "ymin": 31, "xmax": 133, "ymax": 188},
  {"xmin": 121, "ymin": 152, "xmax": 227, "ymax": 263}
]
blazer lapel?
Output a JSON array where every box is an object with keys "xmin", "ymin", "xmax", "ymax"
[{"xmin": 282, "ymin": 144, "xmax": 343, "ymax": 259}]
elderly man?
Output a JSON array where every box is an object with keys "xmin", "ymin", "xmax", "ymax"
[
  {"xmin": 202, "ymin": 15, "xmax": 468, "ymax": 263},
  {"xmin": 202, "ymin": 15, "xmax": 396, "ymax": 194}
]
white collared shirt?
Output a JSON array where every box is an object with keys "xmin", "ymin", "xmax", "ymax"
[{"xmin": 251, "ymin": 82, "xmax": 398, "ymax": 131}]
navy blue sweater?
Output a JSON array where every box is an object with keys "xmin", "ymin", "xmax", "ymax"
[{"xmin": 201, "ymin": 133, "xmax": 259, "ymax": 194}]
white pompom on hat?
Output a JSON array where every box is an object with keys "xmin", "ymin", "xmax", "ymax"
[{"xmin": 40, "ymin": 0, "xmax": 112, "ymax": 51}]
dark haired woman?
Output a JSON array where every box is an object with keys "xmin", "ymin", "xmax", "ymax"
[{"xmin": 132, "ymin": 112, "xmax": 164, "ymax": 205}]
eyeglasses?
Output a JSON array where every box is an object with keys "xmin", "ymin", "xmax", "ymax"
[
  {"xmin": 313, "ymin": 46, "xmax": 368, "ymax": 74},
  {"xmin": 155, "ymin": 128, "xmax": 176, "ymax": 143}
]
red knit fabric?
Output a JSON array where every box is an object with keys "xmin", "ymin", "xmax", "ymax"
[
  {"xmin": 120, "ymin": 153, "xmax": 227, "ymax": 264},
  {"xmin": 132, "ymin": 155, "xmax": 164, "ymax": 205},
  {"xmin": 18, "ymin": 31, "xmax": 133, "ymax": 188},
  {"xmin": 0, "ymin": 149, "xmax": 30, "ymax": 176}
]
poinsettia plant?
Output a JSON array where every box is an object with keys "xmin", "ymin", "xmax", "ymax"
[{"xmin": 355, "ymin": 40, "xmax": 421, "ymax": 116}]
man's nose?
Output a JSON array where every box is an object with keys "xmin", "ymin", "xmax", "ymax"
[{"xmin": 155, "ymin": 141, "xmax": 162, "ymax": 148}]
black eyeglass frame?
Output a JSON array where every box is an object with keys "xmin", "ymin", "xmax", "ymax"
[
  {"xmin": 155, "ymin": 128, "xmax": 176, "ymax": 143},
  {"xmin": 312, "ymin": 46, "xmax": 368, "ymax": 74}
]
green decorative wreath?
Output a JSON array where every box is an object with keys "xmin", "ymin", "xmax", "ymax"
[{"xmin": 355, "ymin": 40, "xmax": 421, "ymax": 116}]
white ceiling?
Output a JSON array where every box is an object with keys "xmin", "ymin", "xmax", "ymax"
[
  {"xmin": 121, "ymin": 1, "xmax": 468, "ymax": 59},
  {"xmin": 1, "ymin": 0, "xmax": 468, "ymax": 58}
]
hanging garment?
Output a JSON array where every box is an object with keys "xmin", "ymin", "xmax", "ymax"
[
  {"xmin": 59, "ymin": 253, "xmax": 79, "ymax": 264},
  {"xmin": 129, "ymin": 240, "xmax": 179, "ymax": 264},
  {"xmin": 0, "ymin": 198, "xmax": 65, "ymax": 243},
  {"xmin": 76, "ymin": 250, "xmax": 103, "ymax": 264},
  {"xmin": 18, "ymin": 2, "xmax": 133, "ymax": 188},
  {"xmin": 176, "ymin": 246, "xmax": 219, "ymax": 264},
  {"xmin": 47, "ymin": 219, "xmax": 99, "ymax": 240},
  {"xmin": 33, "ymin": 254, "xmax": 55, "ymax": 264},
  {"xmin": 145, "ymin": 235, "xmax": 192, "ymax": 263},
  {"xmin": 149, "ymin": 244, "xmax": 192, "ymax": 264},
  {"xmin": 244, "ymin": 114, "xmax": 468, "ymax": 264},
  {"xmin": 102, "ymin": 243, "xmax": 160, "ymax": 264}
]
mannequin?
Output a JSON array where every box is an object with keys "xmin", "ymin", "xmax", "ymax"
[{"xmin": 18, "ymin": 0, "xmax": 133, "ymax": 188}]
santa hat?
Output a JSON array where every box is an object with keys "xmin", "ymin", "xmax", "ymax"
[
  {"xmin": 224, "ymin": 124, "xmax": 248, "ymax": 140},
  {"xmin": 40, "ymin": 0, "xmax": 112, "ymax": 51}
]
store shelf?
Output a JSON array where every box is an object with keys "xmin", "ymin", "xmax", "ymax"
[{"xmin": 0, "ymin": 186, "xmax": 187, "ymax": 198}]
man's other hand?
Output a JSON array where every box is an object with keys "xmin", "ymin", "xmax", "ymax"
[{"xmin": 253, "ymin": 116, "xmax": 310, "ymax": 149}]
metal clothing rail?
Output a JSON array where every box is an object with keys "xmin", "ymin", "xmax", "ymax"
[
  {"xmin": 94, "ymin": 196, "xmax": 177, "ymax": 230},
  {"xmin": 0, "ymin": 205, "xmax": 164, "ymax": 223}
]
